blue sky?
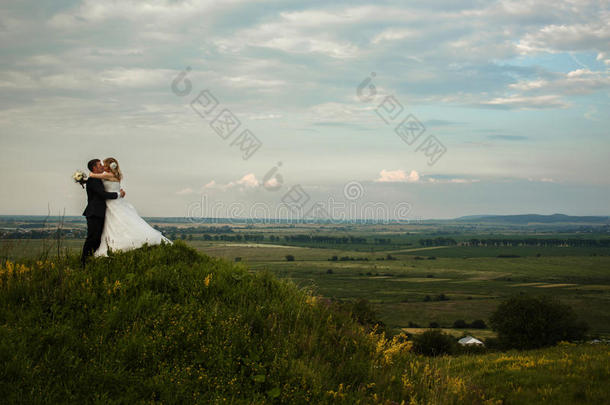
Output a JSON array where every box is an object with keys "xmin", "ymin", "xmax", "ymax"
[{"xmin": 0, "ymin": 0, "xmax": 608, "ymax": 219}]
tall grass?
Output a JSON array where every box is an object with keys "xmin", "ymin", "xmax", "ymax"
[
  {"xmin": 0, "ymin": 242, "xmax": 412, "ymax": 403},
  {"xmin": 0, "ymin": 242, "xmax": 607, "ymax": 404}
]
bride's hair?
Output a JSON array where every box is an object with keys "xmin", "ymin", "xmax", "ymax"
[{"xmin": 103, "ymin": 157, "xmax": 123, "ymax": 181}]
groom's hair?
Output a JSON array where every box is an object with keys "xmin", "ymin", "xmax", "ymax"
[{"xmin": 87, "ymin": 159, "xmax": 100, "ymax": 171}]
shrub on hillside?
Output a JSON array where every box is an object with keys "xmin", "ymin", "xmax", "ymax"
[
  {"xmin": 453, "ymin": 319, "xmax": 468, "ymax": 328},
  {"xmin": 453, "ymin": 319, "xmax": 487, "ymax": 329},
  {"xmin": 412, "ymin": 330, "xmax": 456, "ymax": 356},
  {"xmin": 483, "ymin": 337, "xmax": 501, "ymax": 350},
  {"xmin": 490, "ymin": 295, "xmax": 588, "ymax": 349},
  {"xmin": 338, "ymin": 298, "xmax": 386, "ymax": 334},
  {"xmin": 471, "ymin": 319, "xmax": 487, "ymax": 329}
]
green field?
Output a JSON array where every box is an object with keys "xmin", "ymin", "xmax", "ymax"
[
  {"xmin": 186, "ymin": 241, "xmax": 610, "ymax": 336},
  {"xmin": 4, "ymin": 226, "xmax": 609, "ymax": 338},
  {"xmin": 1, "ymin": 242, "xmax": 608, "ymax": 404}
]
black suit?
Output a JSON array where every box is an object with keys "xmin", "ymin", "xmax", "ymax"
[{"xmin": 81, "ymin": 177, "xmax": 119, "ymax": 266}]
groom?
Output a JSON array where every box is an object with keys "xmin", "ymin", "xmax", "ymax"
[{"xmin": 81, "ymin": 159, "xmax": 126, "ymax": 267}]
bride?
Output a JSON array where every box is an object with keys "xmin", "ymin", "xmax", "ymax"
[{"xmin": 87, "ymin": 157, "xmax": 171, "ymax": 256}]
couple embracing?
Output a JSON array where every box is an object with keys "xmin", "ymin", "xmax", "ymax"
[{"xmin": 80, "ymin": 157, "xmax": 171, "ymax": 267}]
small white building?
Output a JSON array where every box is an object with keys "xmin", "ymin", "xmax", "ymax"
[{"xmin": 458, "ymin": 336, "xmax": 484, "ymax": 346}]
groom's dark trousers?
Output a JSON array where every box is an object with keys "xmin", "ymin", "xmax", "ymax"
[{"xmin": 81, "ymin": 177, "xmax": 119, "ymax": 267}]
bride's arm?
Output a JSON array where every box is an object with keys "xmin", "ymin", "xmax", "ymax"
[
  {"xmin": 87, "ymin": 177, "xmax": 120, "ymax": 200},
  {"xmin": 88, "ymin": 172, "xmax": 117, "ymax": 180}
]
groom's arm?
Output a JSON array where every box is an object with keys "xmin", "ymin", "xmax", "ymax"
[{"xmin": 88, "ymin": 179, "xmax": 120, "ymax": 200}]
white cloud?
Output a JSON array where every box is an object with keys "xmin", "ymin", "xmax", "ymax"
[
  {"xmin": 214, "ymin": 29, "xmax": 360, "ymax": 59},
  {"xmin": 99, "ymin": 68, "xmax": 172, "ymax": 88},
  {"xmin": 48, "ymin": 0, "xmax": 236, "ymax": 29},
  {"xmin": 203, "ymin": 180, "xmax": 217, "ymax": 189},
  {"xmin": 306, "ymin": 102, "xmax": 375, "ymax": 125},
  {"xmin": 375, "ymin": 169, "xmax": 420, "ymax": 183},
  {"xmin": 263, "ymin": 176, "xmax": 281, "ymax": 189},
  {"xmin": 248, "ymin": 113, "xmax": 283, "ymax": 120},
  {"xmin": 509, "ymin": 69, "xmax": 610, "ymax": 95},
  {"xmin": 596, "ymin": 52, "xmax": 610, "ymax": 66},
  {"xmin": 224, "ymin": 75, "xmax": 286, "ymax": 89},
  {"xmin": 508, "ymin": 79, "xmax": 548, "ymax": 91},
  {"xmin": 176, "ymin": 187, "xmax": 194, "ymax": 195},
  {"xmin": 209, "ymin": 6, "xmax": 416, "ymax": 59},
  {"xmin": 517, "ymin": 23, "xmax": 610, "ymax": 54},
  {"xmin": 584, "ymin": 106, "xmax": 599, "ymax": 121},
  {"xmin": 371, "ymin": 28, "xmax": 418, "ymax": 44},
  {"xmin": 480, "ymin": 94, "xmax": 569, "ymax": 109},
  {"xmin": 203, "ymin": 173, "xmax": 261, "ymax": 191},
  {"xmin": 0, "ymin": 67, "xmax": 175, "ymax": 91},
  {"xmin": 235, "ymin": 173, "xmax": 260, "ymax": 188},
  {"xmin": 0, "ymin": 71, "xmax": 37, "ymax": 89}
]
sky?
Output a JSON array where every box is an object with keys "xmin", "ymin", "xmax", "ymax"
[{"xmin": 0, "ymin": 0, "xmax": 609, "ymax": 220}]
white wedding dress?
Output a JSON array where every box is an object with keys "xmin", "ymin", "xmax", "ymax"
[{"xmin": 94, "ymin": 180, "xmax": 171, "ymax": 257}]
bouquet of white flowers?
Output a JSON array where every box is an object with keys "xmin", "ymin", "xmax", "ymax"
[{"xmin": 73, "ymin": 170, "xmax": 88, "ymax": 188}]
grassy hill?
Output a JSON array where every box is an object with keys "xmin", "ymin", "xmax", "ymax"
[{"xmin": 0, "ymin": 242, "xmax": 608, "ymax": 404}]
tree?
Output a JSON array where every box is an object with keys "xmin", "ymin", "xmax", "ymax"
[
  {"xmin": 471, "ymin": 319, "xmax": 487, "ymax": 329},
  {"xmin": 453, "ymin": 319, "xmax": 468, "ymax": 329},
  {"xmin": 413, "ymin": 330, "xmax": 456, "ymax": 356},
  {"xmin": 490, "ymin": 295, "xmax": 588, "ymax": 349}
]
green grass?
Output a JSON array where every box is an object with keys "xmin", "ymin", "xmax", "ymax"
[
  {"xmin": 5, "ymin": 239, "xmax": 608, "ymax": 336},
  {"xmin": 0, "ymin": 239, "xmax": 83, "ymax": 261},
  {"xmin": 0, "ymin": 242, "xmax": 419, "ymax": 403},
  {"xmin": 391, "ymin": 246, "xmax": 610, "ymax": 257},
  {"xmin": 431, "ymin": 343, "xmax": 610, "ymax": 404},
  {"xmin": 239, "ymin": 253, "xmax": 610, "ymax": 336},
  {"xmin": 1, "ymin": 242, "xmax": 608, "ymax": 404}
]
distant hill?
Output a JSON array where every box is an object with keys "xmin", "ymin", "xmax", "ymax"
[{"xmin": 455, "ymin": 214, "xmax": 609, "ymax": 224}]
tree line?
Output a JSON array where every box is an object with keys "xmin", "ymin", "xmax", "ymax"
[
  {"xmin": 464, "ymin": 238, "xmax": 610, "ymax": 248},
  {"xmin": 282, "ymin": 234, "xmax": 367, "ymax": 244},
  {"xmin": 0, "ymin": 229, "xmax": 86, "ymax": 239},
  {"xmin": 419, "ymin": 237, "xmax": 610, "ymax": 248}
]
